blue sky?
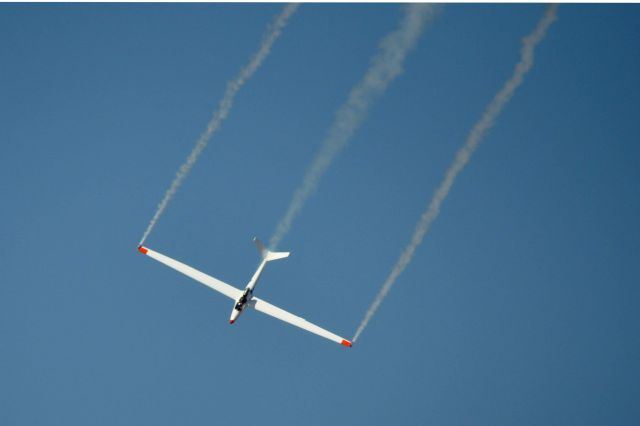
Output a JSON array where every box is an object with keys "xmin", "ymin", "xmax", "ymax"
[{"xmin": 2, "ymin": 4, "xmax": 639, "ymax": 425}]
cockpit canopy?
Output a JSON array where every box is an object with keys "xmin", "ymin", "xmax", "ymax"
[{"xmin": 235, "ymin": 289, "xmax": 252, "ymax": 311}]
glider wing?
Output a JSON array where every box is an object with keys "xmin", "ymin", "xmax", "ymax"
[
  {"xmin": 138, "ymin": 246, "xmax": 242, "ymax": 301},
  {"xmin": 249, "ymin": 296, "xmax": 352, "ymax": 347}
]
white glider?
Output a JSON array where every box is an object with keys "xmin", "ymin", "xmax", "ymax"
[{"xmin": 137, "ymin": 238, "xmax": 352, "ymax": 348}]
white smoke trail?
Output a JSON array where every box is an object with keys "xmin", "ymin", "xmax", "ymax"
[
  {"xmin": 269, "ymin": 4, "xmax": 437, "ymax": 250},
  {"xmin": 139, "ymin": 4, "xmax": 299, "ymax": 246},
  {"xmin": 353, "ymin": 5, "xmax": 558, "ymax": 342}
]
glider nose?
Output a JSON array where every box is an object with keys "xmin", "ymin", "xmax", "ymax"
[
  {"xmin": 229, "ymin": 309, "xmax": 240, "ymax": 325},
  {"xmin": 137, "ymin": 245, "xmax": 148, "ymax": 255}
]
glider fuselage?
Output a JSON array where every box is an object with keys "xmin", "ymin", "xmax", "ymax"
[{"xmin": 229, "ymin": 257, "xmax": 268, "ymax": 324}]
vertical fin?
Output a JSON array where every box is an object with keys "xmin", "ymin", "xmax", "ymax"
[{"xmin": 253, "ymin": 237, "xmax": 268, "ymax": 258}]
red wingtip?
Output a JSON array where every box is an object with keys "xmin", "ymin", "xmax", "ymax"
[
  {"xmin": 229, "ymin": 320, "xmax": 235, "ymax": 325},
  {"xmin": 138, "ymin": 246, "xmax": 148, "ymax": 255},
  {"xmin": 341, "ymin": 339, "xmax": 353, "ymax": 348}
]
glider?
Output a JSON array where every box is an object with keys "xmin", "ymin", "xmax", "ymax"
[{"xmin": 137, "ymin": 238, "xmax": 352, "ymax": 348}]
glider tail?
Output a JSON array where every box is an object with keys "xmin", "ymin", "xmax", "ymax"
[{"xmin": 253, "ymin": 237, "xmax": 290, "ymax": 262}]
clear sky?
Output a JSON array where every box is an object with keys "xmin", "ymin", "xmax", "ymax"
[{"xmin": 2, "ymin": 4, "xmax": 639, "ymax": 425}]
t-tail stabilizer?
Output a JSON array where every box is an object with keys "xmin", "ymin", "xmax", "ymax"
[{"xmin": 253, "ymin": 237, "xmax": 289, "ymax": 262}]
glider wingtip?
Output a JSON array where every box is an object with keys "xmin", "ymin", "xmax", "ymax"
[
  {"xmin": 341, "ymin": 339, "xmax": 353, "ymax": 348},
  {"xmin": 137, "ymin": 245, "xmax": 148, "ymax": 255}
]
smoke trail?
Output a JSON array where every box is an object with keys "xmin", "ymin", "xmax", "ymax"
[
  {"xmin": 353, "ymin": 5, "xmax": 558, "ymax": 342},
  {"xmin": 269, "ymin": 4, "xmax": 437, "ymax": 250},
  {"xmin": 139, "ymin": 4, "xmax": 299, "ymax": 246}
]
